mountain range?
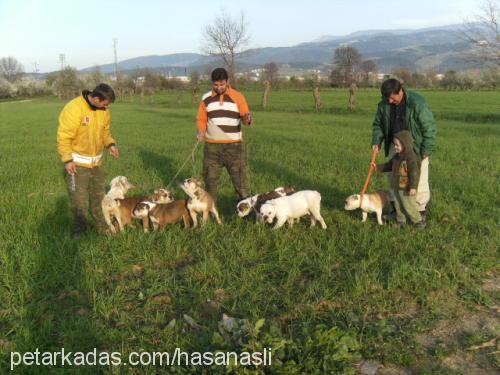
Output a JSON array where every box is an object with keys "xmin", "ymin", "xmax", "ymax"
[{"xmin": 80, "ymin": 24, "xmax": 482, "ymax": 75}]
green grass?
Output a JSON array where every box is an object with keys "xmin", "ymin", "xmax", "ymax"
[{"xmin": 0, "ymin": 89, "xmax": 499, "ymax": 373}]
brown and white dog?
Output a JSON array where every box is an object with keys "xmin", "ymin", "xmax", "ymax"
[
  {"xmin": 344, "ymin": 189, "xmax": 391, "ymax": 225},
  {"xmin": 180, "ymin": 177, "xmax": 222, "ymax": 227},
  {"xmin": 135, "ymin": 200, "xmax": 191, "ymax": 231},
  {"xmin": 236, "ymin": 186, "xmax": 296, "ymax": 221},
  {"xmin": 116, "ymin": 188, "xmax": 174, "ymax": 231},
  {"xmin": 101, "ymin": 176, "xmax": 135, "ymax": 234}
]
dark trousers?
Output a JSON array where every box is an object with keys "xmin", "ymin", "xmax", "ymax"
[
  {"xmin": 203, "ymin": 142, "xmax": 249, "ymax": 200},
  {"xmin": 64, "ymin": 166, "xmax": 107, "ymax": 234}
]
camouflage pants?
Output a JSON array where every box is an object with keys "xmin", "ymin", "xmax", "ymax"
[
  {"xmin": 203, "ymin": 142, "xmax": 249, "ymax": 200},
  {"xmin": 64, "ymin": 166, "xmax": 107, "ymax": 235},
  {"xmin": 393, "ymin": 189, "xmax": 423, "ymax": 224}
]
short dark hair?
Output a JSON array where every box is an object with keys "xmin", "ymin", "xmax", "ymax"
[
  {"xmin": 91, "ymin": 83, "xmax": 115, "ymax": 103},
  {"xmin": 211, "ymin": 68, "xmax": 229, "ymax": 82},
  {"xmin": 380, "ymin": 79, "xmax": 402, "ymax": 97}
]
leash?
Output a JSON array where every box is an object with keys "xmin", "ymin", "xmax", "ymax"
[
  {"xmin": 166, "ymin": 140, "xmax": 200, "ymax": 189},
  {"xmin": 360, "ymin": 148, "xmax": 379, "ymax": 208}
]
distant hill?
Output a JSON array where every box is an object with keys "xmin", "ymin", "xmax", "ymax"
[{"xmin": 80, "ymin": 24, "xmax": 482, "ymax": 74}]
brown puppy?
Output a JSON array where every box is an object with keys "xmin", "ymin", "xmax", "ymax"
[
  {"xmin": 146, "ymin": 200, "xmax": 191, "ymax": 230},
  {"xmin": 116, "ymin": 189, "xmax": 174, "ymax": 230},
  {"xmin": 180, "ymin": 177, "xmax": 222, "ymax": 227}
]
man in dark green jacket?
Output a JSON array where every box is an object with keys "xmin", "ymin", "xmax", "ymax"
[{"xmin": 371, "ymin": 78, "xmax": 437, "ymax": 216}]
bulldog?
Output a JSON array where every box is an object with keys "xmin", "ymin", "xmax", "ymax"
[
  {"xmin": 145, "ymin": 200, "xmax": 191, "ymax": 231},
  {"xmin": 101, "ymin": 176, "xmax": 134, "ymax": 234},
  {"xmin": 260, "ymin": 190, "xmax": 327, "ymax": 230},
  {"xmin": 180, "ymin": 177, "xmax": 222, "ymax": 227},
  {"xmin": 344, "ymin": 189, "xmax": 391, "ymax": 225},
  {"xmin": 115, "ymin": 188, "xmax": 174, "ymax": 231},
  {"xmin": 236, "ymin": 186, "xmax": 296, "ymax": 220}
]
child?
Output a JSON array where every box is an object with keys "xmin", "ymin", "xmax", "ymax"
[{"xmin": 375, "ymin": 130, "xmax": 426, "ymax": 229}]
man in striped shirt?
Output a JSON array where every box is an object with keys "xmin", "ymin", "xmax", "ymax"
[{"xmin": 196, "ymin": 68, "xmax": 253, "ymax": 201}]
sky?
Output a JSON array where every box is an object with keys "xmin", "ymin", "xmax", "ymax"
[{"xmin": 0, "ymin": 0, "xmax": 481, "ymax": 73}]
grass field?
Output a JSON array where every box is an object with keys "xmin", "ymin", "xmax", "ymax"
[{"xmin": 0, "ymin": 88, "xmax": 499, "ymax": 373}]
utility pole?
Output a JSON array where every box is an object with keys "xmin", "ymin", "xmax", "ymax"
[
  {"xmin": 59, "ymin": 54, "xmax": 66, "ymax": 71},
  {"xmin": 32, "ymin": 62, "xmax": 39, "ymax": 74},
  {"xmin": 113, "ymin": 38, "xmax": 118, "ymax": 78}
]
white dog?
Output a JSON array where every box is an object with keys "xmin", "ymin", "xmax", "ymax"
[
  {"xmin": 260, "ymin": 190, "xmax": 327, "ymax": 230},
  {"xmin": 344, "ymin": 189, "xmax": 391, "ymax": 225},
  {"xmin": 101, "ymin": 176, "xmax": 134, "ymax": 234}
]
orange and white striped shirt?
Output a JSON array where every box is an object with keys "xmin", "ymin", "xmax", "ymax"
[{"xmin": 196, "ymin": 87, "xmax": 250, "ymax": 143}]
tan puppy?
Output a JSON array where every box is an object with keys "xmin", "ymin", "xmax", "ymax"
[
  {"xmin": 344, "ymin": 189, "xmax": 391, "ymax": 225},
  {"xmin": 180, "ymin": 177, "xmax": 222, "ymax": 227},
  {"xmin": 145, "ymin": 200, "xmax": 191, "ymax": 231}
]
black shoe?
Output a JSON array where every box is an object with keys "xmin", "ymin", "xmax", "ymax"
[
  {"xmin": 414, "ymin": 221, "xmax": 426, "ymax": 230},
  {"xmin": 384, "ymin": 211, "xmax": 397, "ymax": 222},
  {"xmin": 419, "ymin": 210, "xmax": 427, "ymax": 222}
]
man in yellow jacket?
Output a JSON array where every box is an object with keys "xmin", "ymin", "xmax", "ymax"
[{"xmin": 57, "ymin": 84, "xmax": 119, "ymax": 237}]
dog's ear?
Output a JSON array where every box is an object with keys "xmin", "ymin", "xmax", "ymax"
[{"xmin": 120, "ymin": 177, "xmax": 129, "ymax": 191}]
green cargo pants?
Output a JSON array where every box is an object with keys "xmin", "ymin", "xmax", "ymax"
[
  {"xmin": 203, "ymin": 142, "xmax": 249, "ymax": 200},
  {"xmin": 393, "ymin": 189, "xmax": 423, "ymax": 224},
  {"xmin": 64, "ymin": 166, "xmax": 107, "ymax": 235}
]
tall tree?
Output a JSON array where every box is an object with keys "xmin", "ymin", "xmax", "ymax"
[
  {"xmin": 0, "ymin": 57, "xmax": 24, "ymax": 82},
  {"xmin": 330, "ymin": 46, "xmax": 362, "ymax": 87},
  {"xmin": 462, "ymin": 0, "xmax": 500, "ymax": 66},
  {"xmin": 262, "ymin": 62, "xmax": 279, "ymax": 86},
  {"xmin": 202, "ymin": 11, "xmax": 250, "ymax": 83}
]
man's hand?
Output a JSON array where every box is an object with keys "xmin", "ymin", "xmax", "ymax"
[
  {"xmin": 65, "ymin": 161, "xmax": 77, "ymax": 175},
  {"xmin": 108, "ymin": 145, "xmax": 119, "ymax": 158},
  {"xmin": 409, "ymin": 188, "xmax": 417, "ymax": 196},
  {"xmin": 372, "ymin": 144, "xmax": 379, "ymax": 153},
  {"xmin": 243, "ymin": 112, "xmax": 253, "ymax": 126},
  {"xmin": 197, "ymin": 132, "xmax": 206, "ymax": 142}
]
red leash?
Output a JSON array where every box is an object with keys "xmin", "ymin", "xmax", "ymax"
[{"xmin": 360, "ymin": 148, "xmax": 379, "ymax": 208}]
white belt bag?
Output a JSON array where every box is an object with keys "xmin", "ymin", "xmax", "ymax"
[{"xmin": 72, "ymin": 153, "xmax": 103, "ymax": 165}]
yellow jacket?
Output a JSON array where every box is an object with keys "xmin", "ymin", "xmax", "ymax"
[{"xmin": 57, "ymin": 91, "xmax": 115, "ymax": 168}]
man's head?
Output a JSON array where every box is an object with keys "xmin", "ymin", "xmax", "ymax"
[
  {"xmin": 89, "ymin": 83, "xmax": 115, "ymax": 109},
  {"xmin": 211, "ymin": 68, "xmax": 229, "ymax": 95},
  {"xmin": 381, "ymin": 78, "xmax": 404, "ymax": 105}
]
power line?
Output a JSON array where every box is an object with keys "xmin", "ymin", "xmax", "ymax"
[
  {"xmin": 113, "ymin": 38, "xmax": 118, "ymax": 78},
  {"xmin": 59, "ymin": 54, "xmax": 66, "ymax": 71}
]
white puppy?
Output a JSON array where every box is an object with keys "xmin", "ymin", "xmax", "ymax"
[
  {"xmin": 260, "ymin": 190, "xmax": 327, "ymax": 230},
  {"xmin": 101, "ymin": 176, "xmax": 134, "ymax": 234},
  {"xmin": 344, "ymin": 189, "xmax": 391, "ymax": 225}
]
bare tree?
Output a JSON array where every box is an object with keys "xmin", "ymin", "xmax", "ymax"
[
  {"xmin": 88, "ymin": 66, "xmax": 105, "ymax": 87},
  {"xmin": 0, "ymin": 57, "xmax": 24, "ymax": 82},
  {"xmin": 359, "ymin": 59, "xmax": 378, "ymax": 85},
  {"xmin": 313, "ymin": 87, "xmax": 323, "ymax": 110},
  {"xmin": 261, "ymin": 80, "xmax": 270, "ymax": 109},
  {"xmin": 330, "ymin": 46, "xmax": 362, "ymax": 87},
  {"xmin": 462, "ymin": 0, "xmax": 500, "ymax": 66},
  {"xmin": 202, "ymin": 11, "xmax": 250, "ymax": 83},
  {"xmin": 262, "ymin": 62, "xmax": 279, "ymax": 86}
]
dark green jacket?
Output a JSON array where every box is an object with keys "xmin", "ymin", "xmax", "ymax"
[
  {"xmin": 382, "ymin": 131, "xmax": 420, "ymax": 191},
  {"xmin": 372, "ymin": 89, "xmax": 437, "ymax": 159}
]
